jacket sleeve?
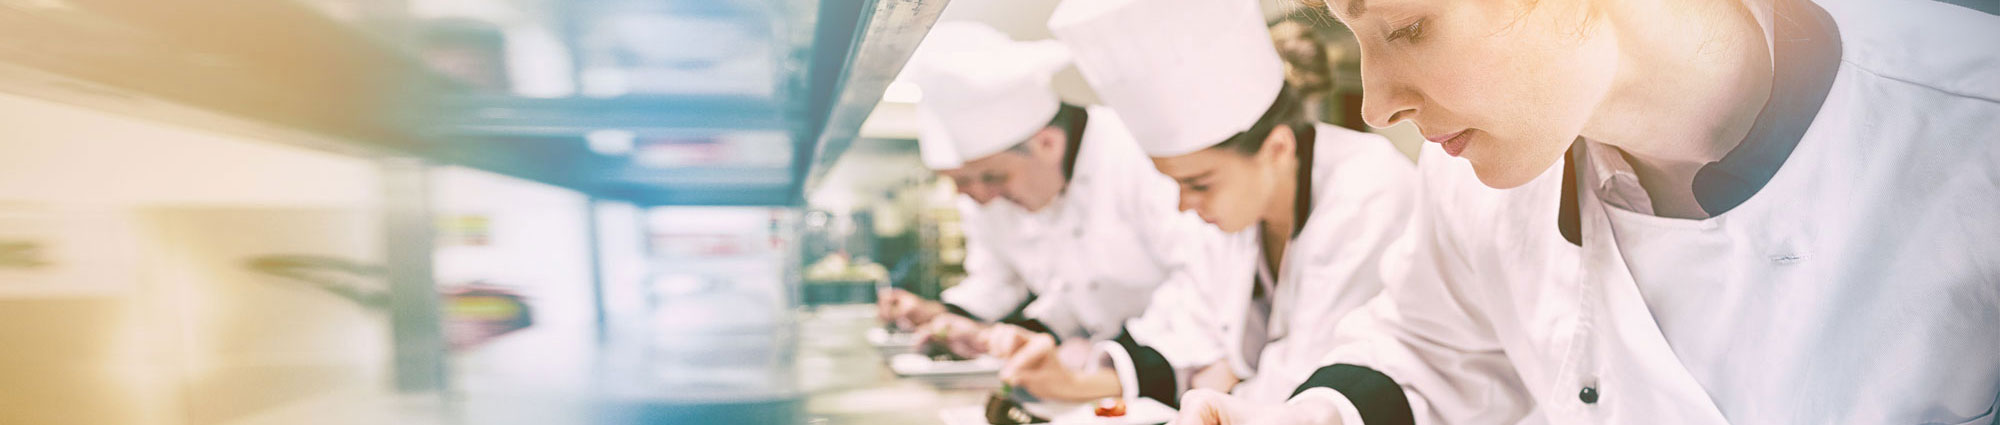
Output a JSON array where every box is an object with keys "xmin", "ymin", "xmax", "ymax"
[
  {"xmin": 1081, "ymin": 144, "xmax": 1246, "ymax": 407},
  {"xmin": 1089, "ymin": 265, "xmax": 1232, "ymax": 407},
  {"xmin": 939, "ymin": 200, "xmax": 1032, "ymax": 322},
  {"xmin": 1233, "ymin": 148, "xmax": 1415, "ymax": 402},
  {"xmin": 1290, "ymin": 146, "xmax": 1543, "ymax": 425}
]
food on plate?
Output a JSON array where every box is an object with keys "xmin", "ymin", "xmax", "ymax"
[
  {"xmin": 1093, "ymin": 398, "xmax": 1126, "ymax": 417},
  {"xmin": 985, "ymin": 384, "xmax": 1048, "ymax": 424},
  {"xmin": 924, "ymin": 327, "xmax": 968, "ymax": 361}
]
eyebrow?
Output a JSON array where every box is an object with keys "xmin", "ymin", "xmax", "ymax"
[
  {"xmin": 1177, "ymin": 171, "xmax": 1215, "ymax": 185},
  {"xmin": 1344, "ymin": 0, "xmax": 1367, "ymax": 19}
]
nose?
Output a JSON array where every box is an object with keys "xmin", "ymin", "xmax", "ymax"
[
  {"xmin": 1359, "ymin": 53, "xmax": 1421, "ymax": 129},
  {"xmin": 958, "ymin": 183, "xmax": 991, "ymax": 204}
]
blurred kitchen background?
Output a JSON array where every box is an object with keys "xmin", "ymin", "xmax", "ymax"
[{"xmin": 0, "ymin": 0, "xmax": 1843, "ymax": 422}]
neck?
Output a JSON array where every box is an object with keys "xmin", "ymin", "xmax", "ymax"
[
  {"xmin": 1588, "ymin": 0, "xmax": 1773, "ymax": 217},
  {"xmin": 1261, "ymin": 160, "xmax": 1300, "ymax": 239}
]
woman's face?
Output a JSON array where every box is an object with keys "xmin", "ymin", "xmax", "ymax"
[
  {"xmin": 1150, "ymin": 129, "xmax": 1294, "ymax": 233},
  {"xmin": 1331, "ymin": 0, "xmax": 1618, "ymax": 188}
]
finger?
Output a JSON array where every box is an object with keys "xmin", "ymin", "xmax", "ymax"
[
  {"xmin": 998, "ymin": 335, "xmax": 1056, "ymax": 380},
  {"xmin": 914, "ymin": 320, "xmax": 945, "ymax": 345},
  {"xmin": 876, "ymin": 289, "xmax": 897, "ymax": 321},
  {"xmin": 994, "ymin": 332, "xmax": 1031, "ymax": 359},
  {"xmin": 882, "ymin": 297, "xmax": 908, "ymax": 322},
  {"xmin": 942, "ymin": 321, "xmax": 974, "ymax": 355},
  {"xmin": 1175, "ymin": 389, "xmax": 1234, "ymax": 425},
  {"xmin": 983, "ymin": 326, "xmax": 1015, "ymax": 358},
  {"xmin": 949, "ymin": 323, "xmax": 983, "ymax": 356},
  {"xmin": 896, "ymin": 304, "xmax": 927, "ymax": 330},
  {"xmin": 962, "ymin": 325, "xmax": 993, "ymax": 354}
]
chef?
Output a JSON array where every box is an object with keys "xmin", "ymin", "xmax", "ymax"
[
  {"xmin": 1175, "ymin": 0, "xmax": 2000, "ymax": 423},
  {"xmin": 985, "ymin": 0, "xmax": 1417, "ymax": 406},
  {"xmin": 886, "ymin": 21, "xmax": 1230, "ymax": 355},
  {"xmin": 877, "ymin": 23, "xmax": 1058, "ymax": 352}
]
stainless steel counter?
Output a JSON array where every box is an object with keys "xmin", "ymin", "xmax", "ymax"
[{"xmin": 799, "ymin": 305, "xmax": 997, "ymax": 425}]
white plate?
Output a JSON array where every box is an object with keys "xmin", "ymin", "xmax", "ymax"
[
  {"xmin": 888, "ymin": 353, "xmax": 1003, "ymax": 377},
  {"xmin": 938, "ymin": 397, "xmax": 1177, "ymax": 425},
  {"xmin": 867, "ymin": 327, "xmax": 919, "ymax": 349}
]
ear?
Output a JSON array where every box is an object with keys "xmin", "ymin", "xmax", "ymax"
[
  {"xmin": 1259, "ymin": 125, "xmax": 1298, "ymax": 165},
  {"xmin": 1027, "ymin": 126, "xmax": 1068, "ymax": 163}
]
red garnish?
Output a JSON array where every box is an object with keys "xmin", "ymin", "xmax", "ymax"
[{"xmin": 1093, "ymin": 398, "xmax": 1126, "ymax": 417}]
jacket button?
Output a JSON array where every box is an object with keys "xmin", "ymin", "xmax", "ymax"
[{"xmin": 1578, "ymin": 386, "xmax": 1599, "ymax": 404}]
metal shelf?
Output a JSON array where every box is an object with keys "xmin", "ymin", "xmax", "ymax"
[{"xmin": 0, "ymin": 0, "xmax": 952, "ymax": 207}]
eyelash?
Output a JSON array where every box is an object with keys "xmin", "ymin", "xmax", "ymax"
[{"xmin": 1387, "ymin": 19, "xmax": 1426, "ymax": 43}]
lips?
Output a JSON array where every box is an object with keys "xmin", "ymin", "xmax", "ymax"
[{"xmin": 1424, "ymin": 129, "xmax": 1473, "ymax": 157}]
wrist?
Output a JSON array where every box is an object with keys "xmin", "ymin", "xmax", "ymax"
[
  {"xmin": 1065, "ymin": 370, "xmax": 1124, "ymax": 401},
  {"xmin": 914, "ymin": 300, "xmax": 948, "ymax": 323}
]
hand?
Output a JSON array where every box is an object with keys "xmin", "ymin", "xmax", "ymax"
[
  {"xmin": 983, "ymin": 324, "xmax": 1041, "ymax": 360},
  {"xmin": 915, "ymin": 314, "xmax": 989, "ymax": 358},
  {"xmin": 989, "ymin": 328, "xmax": 1120, "ymax": 402},
  {"xmin": 1189, "ymin": 362, "xmax": 1241, "ymax": 394},
  {"xmin": 877, "ymin": 288, "xmax": 946, "ymax": 330},
  {"xmin": 1174, "ymin": 389, "xmax": 1344, "ymax": 425}
]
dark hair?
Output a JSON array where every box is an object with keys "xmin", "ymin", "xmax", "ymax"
[
  {"xmin": 1006, "ymin": 103, "xmax": 1087, "ymax": 153},
  {"xmin": 1212, "ymin": 83, "xmax": 1313, "ymax": 156},
  {"xmin": 1048, "ymin": 102, "xmax": 1086, "ymax": 130}
]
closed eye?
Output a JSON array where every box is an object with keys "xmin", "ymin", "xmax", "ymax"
[{"xmin": 1387, "ymin": 18, "xmax": 1425, "ymax": 42}]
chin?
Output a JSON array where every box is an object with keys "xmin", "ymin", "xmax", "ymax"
[
  {"xmin": 1470, "ymin": 166, "xmax": 1537, "ymax": 189},
  {"xmin": 1000, "ymin": 198, "xmax": 1038, "ymax": 212},
  {"xmin": 1466, "ymin": 144, "xmax": 1569, "ymax": 189},
  {"xmin": 1215, "ymin": 217, "xmax": 1253, "ymax": 234}
]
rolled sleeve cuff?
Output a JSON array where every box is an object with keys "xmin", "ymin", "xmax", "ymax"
[
  {"xmin": 941, "ymin": 302, "xmax": 980, "ymax": 321},
  {"xmin": 1108, "ymin": 331, "xmax": 1181, "ymax": 407},
  {"xmin": 940, "ymin": 285, "xmax": 1020, "ymax": 322},
  {"xmin": 1291, "ymin": 364, "xmax": 1415, "ymax": 425},
  {"xmin": 1091, "ymin": 341, "xmax": 1142, "ymax": 402},
  {"xmin": 1003, "ymin": 318, "xmax": 1059, "ymax": 343}
]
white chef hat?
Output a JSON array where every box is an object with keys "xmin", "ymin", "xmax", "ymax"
[
  {"xmin": 905, "ymin": 22, "xmax": 1009, "ymax": 170},
  {"xmin": 914, "ymin": 105, "xmax": 962, "ymax": 169},
  {"xmin": 1048, "ymin": 0, "xmax": 1285, "ymax": 157},
  {"xmin": 905, "ymin": 22, "xmax": 1072, "ymax": 161}
]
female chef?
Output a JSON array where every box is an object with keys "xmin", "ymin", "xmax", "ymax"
[
  {"xmin": 984, "ymin": 0, "xmax": 1418, "ymax": 407},
  {"xmin": 1176, "ymin": 0, "xmax": 2000, "ymax": 423},
  {"xmin": 891, "ymin": 21, "xmax": 1238, "ymax": 361}
]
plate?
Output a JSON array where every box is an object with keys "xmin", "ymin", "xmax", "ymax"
[
  {"xmin": 937, "ymin": 397, "xmax": 1176, "ymax": 425},
  {"xmin": 867, "ymin": 327, "xmax": 919, "ymax": 350},
  {"xmin": 888, "ymin": 353, "xmax": 1003, "ymax": 377}
]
